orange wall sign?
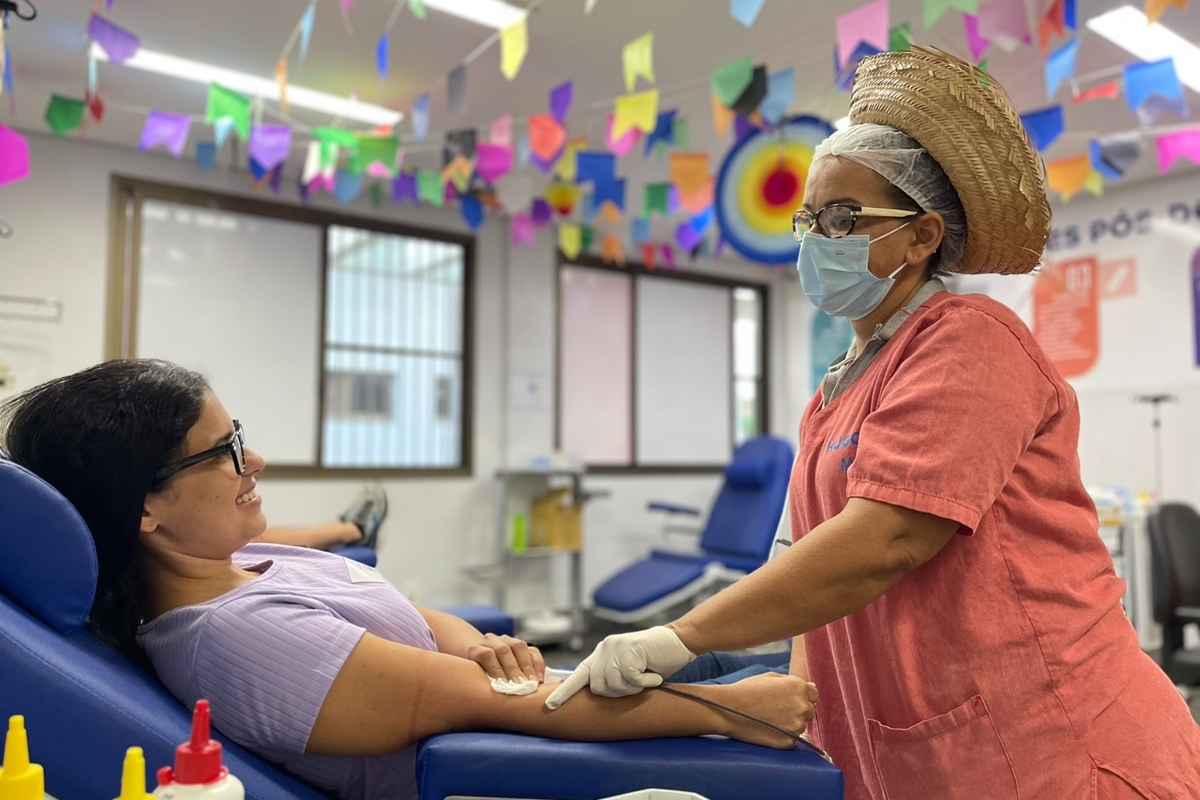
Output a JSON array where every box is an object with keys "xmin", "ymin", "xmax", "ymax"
[{"xmin": 1033, "ymin": 256, "xmax": 1100, "ymax": 378}]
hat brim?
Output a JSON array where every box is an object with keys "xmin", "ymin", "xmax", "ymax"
[{"xmin": 848, "ymin": 47, "xmax": 1051, "ymax": 275}]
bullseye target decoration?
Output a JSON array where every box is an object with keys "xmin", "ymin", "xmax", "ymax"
[{"xmin": 714, "ymin": 115, "xmax": 835, "ymax": 264}]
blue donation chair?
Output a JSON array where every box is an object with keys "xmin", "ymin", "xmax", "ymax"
[
  {"xmin": 0, "ymin": 458, "xmax": 840, "ymax": 800},
  {"xmin": 593, "ymin": 436, "xmax": 794, "ymax": 623}
]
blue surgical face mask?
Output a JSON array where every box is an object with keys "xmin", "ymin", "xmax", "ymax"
[{"xmin": 796, "ymin": 222, "xmax": 912, "ymax": 320}]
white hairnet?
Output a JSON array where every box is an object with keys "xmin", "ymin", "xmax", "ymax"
[{"xmin": 812, "ymin": 123, "xmax": 967, "ymax": 271}]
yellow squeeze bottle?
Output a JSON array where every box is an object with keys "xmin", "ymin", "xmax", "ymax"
[
  {"xmin": 114, "ymin": 748, "xmax": 155, "ymax": 800},
  {"xmin": 0, "ymin": 716, "xmax": 44, "ymax": 800}
]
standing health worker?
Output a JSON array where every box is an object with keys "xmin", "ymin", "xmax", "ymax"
[{"xmin": 547, "ymin": 48, "xmax": 1200, "ymax": 799}]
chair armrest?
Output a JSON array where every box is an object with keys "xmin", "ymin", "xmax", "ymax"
[
  {"xmin": 1176, "ymin": 606, "xmax": 1200, "ymax": 621},
  {"xmin": 648, "ymin": 501, "xmax": 702, "ymax": 516}
]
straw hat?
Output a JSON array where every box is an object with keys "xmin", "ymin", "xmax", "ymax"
[{"xmin": 848, "ymin": 46, "xmax": 1051, "ymax": 275}]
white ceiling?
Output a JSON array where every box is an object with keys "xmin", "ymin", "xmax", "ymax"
[{"xmin": 3, "ymin": 0, "xmax": 1199, "ymax": 186}]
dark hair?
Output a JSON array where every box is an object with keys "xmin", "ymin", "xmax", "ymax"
[{"xmin": 0, "ymin": 359, "xmax": 209, "ymax": 666}]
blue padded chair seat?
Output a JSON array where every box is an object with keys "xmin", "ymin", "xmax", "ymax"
[
  {"xmin": 593, "ymin": 554, "xmax": 709, "ymax": 613},
  {"xmin": 441, "ymin": 604, "xmax": 515, "ymax": 637},
  {"xmin": 416, "ymin": 733, "xmax": 843, "ymax": 800},
  {"xmin": 0, "ymin": 594, "xmax": 325, "ymax": 800}
]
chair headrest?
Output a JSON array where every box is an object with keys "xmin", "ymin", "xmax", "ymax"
[
  {"xmin": 724, "ymin": 457, "xmax": 773, "ymax": 489},
  {"xmin": 0, "ymin": 460, "xmax": 98, "ymax": 633}
]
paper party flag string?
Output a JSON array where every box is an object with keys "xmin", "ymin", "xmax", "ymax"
[
  {"xmin": 500, "ymin": 18, "xmax": 527, "ymax": 81},
  {"xmin": 730, "ymin": 0, "xmax": 767, "ymax": 27},
  {"xmin": 623, "ymin": 32, "xmax": 655, "ymax": 93},
  {"xmin": 138, "ymin": 110, "xmax": 191, "ymax": 158},
  {"xmin": 205, "ymin": 84, "xmax": 251, "ymax": 141},
  {"xmin": 88, "ymin": 14, "xmax": 139, "ymax": 64},
  {"xmin": 44, "ymin": 95, "xmax": 86, "ymax": 135},
  {"xmin": 613, "ymin": 89, "xmax": 659, "ymax": 139}
]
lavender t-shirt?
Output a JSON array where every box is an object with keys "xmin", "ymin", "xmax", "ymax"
[{"xmin": 137, "ymin": 544, "xmax": 437, "ymax": 800}]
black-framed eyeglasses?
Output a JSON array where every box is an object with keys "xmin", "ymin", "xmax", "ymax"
[
  {"xmin": 793, "ymin": 204, "xmax": 919, "ymax": 242},
  {"xmin": 151, "ymin": 421, "xmax": 246, "ymax": 488}
]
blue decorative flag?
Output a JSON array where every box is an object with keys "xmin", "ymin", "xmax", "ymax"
[
  {"xmin": 213, "ymin": 117, "xmax": 234, "ymax": 149},
  {"xmin": 299, "ymin": 2, "xmax": 317, "ymax": 61},
  {"xmin": 195, "ymin": 142, "xmax": 216, "ymax": 173},
  {"xmin": 760, "ymin": 68, "xmax": 795, "ymax": 124},
  {"xmin": 643, "ymin": 110, "xmax": 678, "ymax": 156},
  {"xmin": 516, "ymin": 133, "xmax": 531, "ymax": 169},
  {"xmin": 248, "ymin": 156, "xmax": 269, "ymax": 181},
  {"xmin": 690, "ymin": 207, "xmax": 714, "ymax": 234},
  {"xmin": 579, "ymin": 193, "xmax": 597, "ymax": 224},
  {"xmin": 575, "ymin": 151, "xmax": 616, "ymax": 184},
  {"xmin": 1045, "ymin": 37, "xmax": 1078, "ymax": 99},
  {"xmin": 1019, "ymin": 105, "xmax": 1064, "ymax": 152},
  {"xmin": 631, "ymin": 217, "xmax": 651, "ymax": 244},
  {"xmin": 412, "ymin": 93, "xmax": 430, "ymax": 143},
  {"xmin": 593, "ymin": 178, "xmax": 627, "ymax": 210},
  {"xmin": 376, "ymin": 34, "xmax": 389, "ymax": 78},
  {"xmin": 730, "ymin": 0, "xmax": 766, "ymax": 27},
  {"xmin": 1063, "ymin": 0, "xmax": 1076, "ymax": 31},
  {"xmin": 334, "ymin": 168, "xmax": 363, "ymax": 204},
  {"xmin": 1124, "ymin": 59, "xmax": 1183, "ymax": 113},
  {"xmin": 835, "ymin": 42, "xmax": 881, "ymax": 93},
  {"xmin": 460, "ymin": 194, "xmax": 483, "ymax": 230},
  {"xmin": 3, "ymin": 45, "xmax": 13, "ymax": 96}
]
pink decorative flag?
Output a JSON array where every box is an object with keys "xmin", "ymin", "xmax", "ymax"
[
  {"xmin": 605, "ymin": 113, "xmax": 642, "ymax": 156},
  {"xmin": 138, "ymin": 110, "xmax": 191, "ymax": 158},
  {"xmin": 0, "ymin": 124, "xmax": 30, "ymax": 186},
  {"xmin": 512, "ymin": 213, "xmax": 536, "ymax": 246},
  {"xmin": 835, "ymin": 0, "xmax": 890, "ymax": 70},
  {"xmin": 977, "ymin": 0, "xmax": 1029, "ymax": 53},
  {"xmin": 1156, "ymin": 127, "xmax": 1200, "ymax": 174},
  {"xmin": 962, "ymin": 13, "xmax": 989, "ymax": 61},
  {"xmin": 247, "ymin": 124, "xmax": 292, "ymax": 171},
  {"xmin": 490, "ymin": 114, "xmax": 513, "ymax": 146},
  {"xmin": 476, "ymin": 142, "xmax": 514, "ymax": 182}
]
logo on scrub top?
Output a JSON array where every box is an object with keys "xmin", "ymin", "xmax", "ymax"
[{"xmin": 826, "ymin": 431, "xmax": 859, "ymax": 471}]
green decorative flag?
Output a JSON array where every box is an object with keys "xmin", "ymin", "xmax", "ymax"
[
  {"xmin": 645, "ymin": 183, "xmax": 670, "ymax": 216},
  {"xmin": 416, "ymin": 170, "xmax": 444, "ymax": 207},
  {"xmin": 205, "ymin": 84, "xmax": 251, "ymax": 141},
  {"xmin": 923, "ymin": 0, "xmax": 977, "ymax": 30},
  {"xmin": 711, "ymin": 57, "xmax": 754, "ymax": 108},
  {"xmin": 977, "ymin": 59, "xmax": 989, "ymax": 85},
  {"xmin": 313, "ymin": 126, "xmax": 359, "ymax": 169},
  {"xmin": 889, "ymin": 22, "xmax": 912, "ymax": 52},
  {"xmin": 672, "ymin": 117, "xmax": 690, "ymax": 152},
  {"xmin": 410, "ymin": 0, "xmax": 427, "ymax": 19},
  {"xmin": 370, "ymin": 181, "xmax": 384, "ymax": 209},
  {"xmin": 44, "ymin": 95, "xmax": 86, "ymax": 135},
  {"xmin": 351, "ymin": 134, "xmax": 399, "ymax": 175},
  {"xmin": 580, "ymin": 225, "xmax": 594, "ymax": 253}
]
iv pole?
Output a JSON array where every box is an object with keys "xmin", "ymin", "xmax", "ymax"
[{"xmin": 1133, "ymin": 393, "xmax": 1179, "ymax": 504}]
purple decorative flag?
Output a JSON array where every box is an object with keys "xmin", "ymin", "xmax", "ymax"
[
  {"xmin": 714, "ymin": 234, "xmax": 727, "ymax": 257},
  {"xmin": 667, "ymin": 185, "xmax": 681, "ymax": 215},
  {"xmin": 139, "ymin": 111, "xmax": 191, "ymax": 158},
  {"xmin": 675, "ymin": 221, "xmax": 702, "ymax": 251},
  {"xmin": 298, "ymin": 175, "xmax": 311, "ymax": 203},
  {"xmin": 549, "ymin": 80, "xmax": 573, "ymax": 123},
  {"xmin": 0, "ymin": 124, "xmax": 31, "ymax": 187},
  {"xmin": 734, "ymin": 115, "xmax": 758, "ymax": 143},
  {"xmin": 531, "ymin": 145, "xmax": 563, "ymax": 173},
  {"xmin": 248, "ymin": 124, "xmax": 292, "ymax": 171},
  {"xmin": 269, "ymin": 164, "xmax": 283, "ymax": 193},
  {"xmin": 512, "ymin": 213, "xmax": 536, "ymax": 246},
  {"xmin": 88, "ymin": 14, "xmax": 140, "ymax": 65},
  {"xmin": 532, "ymin": 199, "xmax": 552, "ymax": 226},
  {"xmin": 475, "ymin": 142, "xmax": 514, "ymax": 182},
  {"xmin": 392, "ymin": 171, "xmax": 419, "ymax": 204}
]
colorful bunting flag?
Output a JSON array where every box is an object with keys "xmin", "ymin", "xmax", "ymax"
[
  {"xmin": 643, "ymin": 110, "xmax": 678, "ymax": 156},
  {"xmin": 593, "ymin": 178, "xmax": 626, "ymax": 210},
  {"xmin": 601, "ymin": 234, "xmax": 625, "ymax": 266},
  {"xmin": 334, "ymin": 169, "xmax": 363, "ymax": 204},
  {"xmin": 623, "ymin": 33, "xmax": 655, "ymax": 93},
  {"xmin": 352, "ymin": 135, "xmax": 399, "ymax": 176},
  {"xmin": 679, "ymin": 177, "xmax": 715, "ymax": 215},
  {"xmin": 962, "ymin": 13, "xmax": 989, "ymax": 61},
  {"xmin": 672, "ymin": 116, "xmax": 691, "ymax": 151},
  {"xmin": 410, "ymin": 0, "xmax": 427, "ymax": 19},
  {"xmin": 977, "ymin": 0, "xmax": 1029, "ymax": 52},
  {"xmin": 275, "ymin": 58, "xmax": 289, "ymax": 113},
  {"xmin": 500, "ymin": 18, "xmax": 527, "ymax": 81},
  {"xmin": 44, "ymin": 95, "xmax": 86, "ymax": 136},
  {"xmin": 1156, "ymin": 127, "xmax": 1200, "ymax": 174},
  {"xmin": 0, "ymin": 124, "xmax": 30, "ymax": 187},
  {"xmin": 1090, "ymin": 134, "xmax": 1142, "ymax": 179},
  {"xmin": 1074, "ymin": 81, "xmax": 1120, "ymax": 103},
  {"xmin": 490, "ymin": 114, "xmax": 513, "ymax": 146},
  {"xmin": 549, "ymin": 80, "xmax": 574, "ymax": 123},
  {"xmin": 605, "ymin": 113, "xmax": 642, "ymax": 156},
  {"xmin": 730, "ymin": 0, "xmax": 767, "ymax": 26},
  {"xmin": 442, "ymin": 155, "xmax": 472, "ymax": 193},
  {"xmin": 836, "ymin": 0, "xmax": 889, "ymax": 71},
  {"xmin": 1146, "ymin": 0, "xmax": 1187, "ymax": 23},
  {"xmin": 532, "ymin": 199, "xmax": 552, "ymax": 226},
  {"xmin": 640, "ymin": 242, "xmax": 658, "ymax": 269},
  {"xmin": 1038, "ymin": 0, "xmax": 1066, "ymax": 57},
  {"xmin": 1046, "ymin": 154, "xmax": 1090, "ymax": 199},
  {"xmin": 613, "ymin": 89, "xmax": 659, "ymax": 139},
  {"xmin": 377, "ymin": 33, "xmax": 389, "ymax": 79},
  {"xmin": 392, "ymin": 171, "xmax": 419, "ymax": 204},
  {"xmin": 575, "ymin": 151, "xmax": 616, "ymax": 184},
  {"xmin": 370, "ymin": 181, "xmax": 384, "ymax": 209},
  {"xmin": 1045, "ymin": 37, "xmax": 1079, "ymax": 98},
  {"xmin": 559, "ymin": 224, "xmax": 583, "ymax": 259},
  {"xmin": 205, "ymin": 84, "xmax": 250, "ymax": 141},
  {"xmin": 731, "ymin": 65, "xmax": 768, "ymax": 118},
  {"xmin": 631, "ymin": 217, "xmax": 651, "ymax": 244},
  {"xmin": 476, "ymin": 142, "xmax": 514, "ymax": 182},
  {"xmin": 139, "ymin": 111, "xmax": 192, "ymax": 158},
  {"xmin": 1082, "ymin": 170, "xmax": 1103, "ymax": 197},
  {"xmin": 1064, "ymin": 0, "xmax": 1077, "ymax": 29},
  {"xmin": 412, "ymin": 93, "xmax": 430, "ymax": 142},
  {"xmin": 758, "ymin": 68, "xmax": 795, "ymax": 125},
  {"xmin": 416, "ymin": 169, "xmax": 445, "ymax": 206},
  {"xmin": 460, "ymin": 195, "xmax": 484, "ymax": 231},
  {"xmin": 512, "ymin": 214, "xmax": 536, "ymax": 246},
  {"xmin": 676, "ymin": 221, "xmax": 702, "ymax": 252},
  {"xmin": 86, "ymin": 92, "xmax": 105, "ymax": 122},
  {"xmin": 712, "ymin": 93, "xmax": 736, "ymax": 137},
  {"xmin": 1125, "ymin": 59, "xmax": 1183, "ymax": 113},
  {"xmin": 529, "ymin": 114, "xmax": 567, "ymax": 162},
  {"xmin": 88, "ymin": 14, "xmax": 140, "ymax": 64},
  {"xmin": 444, "ymin": 128, "xmax": 477, "ymax": 162},
  {"xmin": 1019, "ymin": 105, "xmax": 1064, "ymax": 151},
  {"xmin": 670, "ymin": 152, "xmax": 710, "ymax": 195},
  {"xmin": 645, "ymin": 183, "xmax": 671, "ymax": 216},
  {"xmin": 195, "ymin": 141, "xmax": 216, "ymax": 173},
  {"xmin": 247, "ymin": 124, "xmax": 292, "ymax": 171},
  {"xmin": 545, "ymin": 182, "xmax": 582, "ymax": 215},
  {"xmin": 580, "ymin": 226, "xmax": 595, "ymax": 254},
  {"xmin": 889, "ymin": 22, "xmax": 912, "ymax": 52},
  {"xmin": 661, "ymin": 244, "xmax": 677, "ymax": 269},
  {"xmin": 298, "ymin": 2, "xmax": 316, "ymax": 60},
  {"xmin": 712, "ymin": 57, "xmax": 754, "ymax": 107},
  {"xmin": 924, "ymin": 0, "xmax": 976, "ymax": 30}
]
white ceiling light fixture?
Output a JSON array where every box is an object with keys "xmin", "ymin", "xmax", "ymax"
[
  {"xmin": 420, "ymin": 0, "xmax": 527, "ymax": 29},
  {"xmin": 1086, "ymin": 5, "xmax": 1200, "ymax": 93},
  {"xmin": 89, "ymin": 43, "xmax": 402, "ymax": 126}
]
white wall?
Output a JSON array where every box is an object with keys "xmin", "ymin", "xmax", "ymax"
[{"xmin": 0, "ymin": 131, "xmax": 796, "ymax": 614}]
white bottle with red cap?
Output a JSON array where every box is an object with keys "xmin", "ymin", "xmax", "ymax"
[{"xmin": 153, "ymin": 701, "xmax": 243, "ymax": 800}]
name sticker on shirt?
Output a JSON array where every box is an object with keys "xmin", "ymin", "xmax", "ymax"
[{"xmin": 344, "ymin": 558, "xmax": 387, "ymax": 584}]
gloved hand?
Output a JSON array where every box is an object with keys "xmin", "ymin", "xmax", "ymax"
[{"xmin": 544, "ymin": 626, "xmax": 697, "ymax": 709}]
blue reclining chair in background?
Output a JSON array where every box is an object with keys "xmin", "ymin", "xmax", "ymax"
[
  {"xmin": 0, "ymin": 458, "xmax": 841, "ymax": 800},
  {"xmin": 593, "ymin": 436, "xmax": 794, "ymax": 623}
]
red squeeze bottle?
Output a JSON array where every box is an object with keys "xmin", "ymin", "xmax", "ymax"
[{"xmin": 153, "ymin": 702, "xmax": 244, "ymax": 800}]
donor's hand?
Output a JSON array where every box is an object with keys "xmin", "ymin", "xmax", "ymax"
[
  {"xmin": 468, "ymin": 634, "xmax": 545, "ymax": 683},
  {"xmin": 706, "ymin": 673, "xmax": 819, "ymax": 749}
]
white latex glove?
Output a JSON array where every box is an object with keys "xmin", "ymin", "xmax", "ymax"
[{"xmin": 544, "ymin": 626, "xmax": 696, "ymax": 710}]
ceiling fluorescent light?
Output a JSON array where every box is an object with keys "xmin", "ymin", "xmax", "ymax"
[
  {"xmin": 1086, "ymin": 5, "xmax": 1200, "ymax": 93},
  {"xmin": 89, "ymin": 43, "xmax": 402, "ymax": 126},
  {"xmin": 421, "ymin": 0, "xmax": 527, "ymax": 29}
]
